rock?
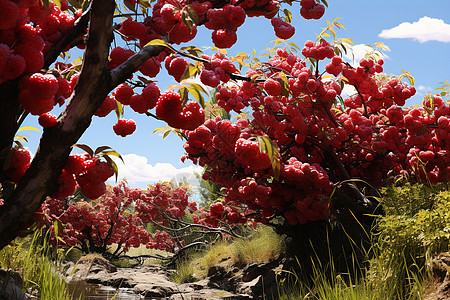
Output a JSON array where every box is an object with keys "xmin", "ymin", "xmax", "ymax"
[
  {"xmin": 133, "ymin": 284, "xmax": 174, "ymax": 297},
  {"xmin": 0, "ymin": 269, "xmax": 28, "ymax": 300},
  {"xmin": 60, "ymin": 254, "xmax": 287, "ymax": 300},
  {"xmin": 236, "ymin": 258, "xmax": 284, "ymax": 299},
  {"xmin": 170, "ymin": 280, "xmax": 252, "ymax": 300},
  {"xmin": 424, "ymin": 252, "xmax": 450, "ymax": 300},
  {"xmin": 65, "ymin": 255, "xmax": 117, "ymax": 282}
]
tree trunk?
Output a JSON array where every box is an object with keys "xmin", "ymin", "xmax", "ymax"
[{"xmin": 0, "ymin": 0, "xmax": 116, "ymax": 250}]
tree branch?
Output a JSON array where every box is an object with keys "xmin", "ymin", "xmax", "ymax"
[{"xmin": 43, "ymin": 8, "xmax": 91, "ymax": 70}]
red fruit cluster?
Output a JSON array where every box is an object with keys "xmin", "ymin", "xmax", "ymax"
[
  {"xmin": 200, "ymin": 53, "xmax": 239, "ymax": 88},
  {"xmin": 235, "ymin": 138, "xmax": 272, "ymax": 171},
  {"xmin": 215, "ymin": 85, "xmax": 252, "ymax": 112},
  {"xmin": 94, "ymin": 96, "xmax": 116, "ymax": 117},
  {"xmin": 300, "ymin": 0, "xmax": 325, "ymax": 20},
  {"xmin": 115, "ymin": 83, "xmax": 134, "ymax": 105},
  {"xmin": 113, "ymin": 118, "xmax": 137, "ymax": 137},
  {"xmin": 38, "ymin": 112, "xmax": 58, "ymax": 128},
  {"xmin": 0, "ymin": 1, "xmax": 77, "ymax": 84},
  {"xmin": 130, "ymin": 82, "xmax": 160, "ymax": 113},
  {"xmin": 19, "ymin": 73, "xmax": 60, "ymax": 115},
  {"xmin": 325, "ymin": 56, "xmax": 343, "ymax": 76},
  {"xmin": 209, "ymin": 201, "xmax": 224, "ymax": 218},
  {"xmin": 51, "ymin": 169, "xmax": 76, "ymax": 200},
  {"xmin": 264, "ymin": 78, "xmax": 282, "ymax": 96},
  {"xmin": 271, "ymin": 18, "xmax": 295, "ymax": 40},
  {"xmin": 149, "ymin": 2, "xmax": 198, "ymax": 45},
  {"xmin": 4, "ymin": 147, "xmax": 32, "ymax": 183},
  {"xmin": 211, "ymin": 29, "xmax": 237, "ymax": 49},
  {"xmin": 42, "ymin": 181, "xmax": 175, "ymax": 252},
  {"xmin": 165, "ymin": 55, "xmax": 190, "ymax": 82},
  {"xmin": 118, "ymin": 18, "xmax": 147, "ymax": 41},
  {"xmin": 108, "ymin": 47, "xmax": 135, "ymax": 70},
  {"xmin": 301, "ymin": 40, "xmax": 335, "ymax": 61},
  {"xmin": 156, "ymin": 91, "xmax": 205, "ymax": 130},
  {"xmin": 61, "ymin": 154, "xmax": 115, "ymax": 200},
  {"xmin": 201, "ymin": 201, "xmax": 243, "ymax": 226},
  {"xmin": 179, "ymin": 43, "xmax": 450, "ymax": 228},
  {"xmin": 205, "ymin": 4, "xmax": 245, "ymax": 48},
  {"xmin": 139, "ymin": 57, "xmax": 161, "ymax": 78}
]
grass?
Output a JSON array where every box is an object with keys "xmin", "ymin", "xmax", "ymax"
[
  {"xmin": 275, "ymin": 183, "xmax": 450, "ymax": 300},
  {"xmin": 0, "ymin": 230, "xmax": 75, "ymax": 300},
  {"xmin": 170, "ymin": 225, "xmax": 284, "ymax": 283},
  {"xmin": 169, "ymin": 259, "xmax": 196, "ymax": 284},
  {"xmin": 1, "ymin": 183, "xmax": 447, "ymax": 299},
  {"xmin": 169, "ymin": 183, "xmax": 450, "ymax": 299}
]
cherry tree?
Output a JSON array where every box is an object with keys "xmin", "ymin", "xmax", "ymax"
[
  {"xmin": 0, "ymin": 0, "xmax": 330, "ymax": 250},
  {"xmin": 1, "ymin": 0, "xmax": 449, "ymax": 253}
]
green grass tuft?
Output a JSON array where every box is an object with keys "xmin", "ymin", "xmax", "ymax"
[{"xmin": 0, "ymin": 230, "xmax": 75, "ymax": 300}]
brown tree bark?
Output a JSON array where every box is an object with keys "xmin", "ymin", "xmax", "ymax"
[{"xmin": 0, "ymin": 0, "xmax": 116, "ymax": 249}]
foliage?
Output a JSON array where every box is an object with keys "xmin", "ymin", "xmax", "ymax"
[
  {"xmin": 194, "ymin": 171, "xmax": 224, "ymax": 208},
  {"xmin": 273, "ymin": 183, "xmax": 449, "ymax": 299},
  {"xmin": 367, "ymin": 183, "xmax": 450, "ymax": 298},
  {"xmin": 42, "ymin": 180, "xmax": 197, "ymax": 258}
]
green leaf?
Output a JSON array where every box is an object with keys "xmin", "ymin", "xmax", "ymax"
[
  {"xmin": 13, "ymin": 140, "xmax": 26, "ymax": 147},
  {"xmin": 123, "ymin": 0, "xmax": 137, "ymax": 12},
  {"xmin": 400, "ymin": 69, "xmax": 415, "ymax": 86},
  {"xmin": 53, "ymin": 219, "xmax": 62, "ymax": 238},
  {"xmin": 144, "ymin": 39, "xmax": 168, "ymax": 48},
  {"xmin": 66, "ymin": 0, "xmax": 82, "ymax": 9},
  {"xmin": 41, "ymin": 0, "xmax": 50, "ymax": 7},
  {"xmin": 288, "ymin": 42, "xmax": 301, "ymax": 51},
  {"xmin": 103, "ymin": 155, "xmax": 119, "ymax": 182},
  {"xmin": 102, "ymin": 150, "xmax": 124, "ymax": 163},
  {"xmin": 283, "ymin": 9, "xmax": 292, "ymax": 23},
  {"xmin": 181, "ymin": 5, "xmax": 199, "ymax": 32},
  {"xmin": 180, "ymin": 64, "xmax": 198, "ymax": 82},
  {"xmin": 52, "ymin": 0, "xmax": 62, "ymax": 8},
  {"xmin": 179, "ymin": 86, "xmax": 188, "ymax": 106},
  {"xmin": 81, "ymin": 0, "xmax": 89, "ymax": 12},
  {"xmin": 186, "ymin": 83, "xmax": 207, "ymax": 108},
  {"xmin": 73, "ymin": 144, "xmax": 94, "ymax": 157},
  {"xmin": 94, "ymin": 146, "xmax": 113, "ymax": 155},
  {"xmin": 115, "ymin": 100, "xmax": 123, "ymax": 120},
  {"xmin": 181, "ymin": 46, "xmax": 204, "ymax": 57},
  {"xmin": 257, "ymin": 136, "xmax": 281, "ymax": 181},
  {"xmin": 329, "ymin": 28, "xmax": 337, "ymax": 40},
  {"xmin": 18, "ymin": 126, "xmax": 40, "ymax": 133},
  {"xmin": 137, "ymin": 76, "xmax": 150, "ymax": 85}
]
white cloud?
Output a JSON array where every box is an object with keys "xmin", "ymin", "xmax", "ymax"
[
  {"xmin": 343, "ymin": 44, "xmax": 389, "ymax": 66},
  {"xmin": 417, "ymin": 85, "xmax": 432, "ymax": 93},
  {"xmin": 378, "ymin": 17, "xmax": 450, "ymax": 43},
  {"xmin": 341, "ymin": 84, "xmax": 357, "ymax": 98},
  {"xmin": 106, "ymin": 154, "xmax": 203, "ymax": 189}
]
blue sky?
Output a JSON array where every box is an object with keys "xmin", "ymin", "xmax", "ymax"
[{"xmin": 23, "ymin": 0, "xmax": 450, "ymax": 189}]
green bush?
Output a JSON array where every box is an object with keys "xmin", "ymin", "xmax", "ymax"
[{"xmin": 277, "ymin": 183, "xmax": 450, "ymax": 300}]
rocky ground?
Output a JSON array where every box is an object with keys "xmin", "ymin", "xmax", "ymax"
[
  {"xmin": 4, "ymin": 253, "xmax": 450, "ymax": 299},
  {"xmin": 61, "ymin": 255, "xmax": 285, "ymax": 299}
]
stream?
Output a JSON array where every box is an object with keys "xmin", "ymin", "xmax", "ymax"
[{"xmin": 68, "ymin": 281, "xmax": 164, "ymax": 300}]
